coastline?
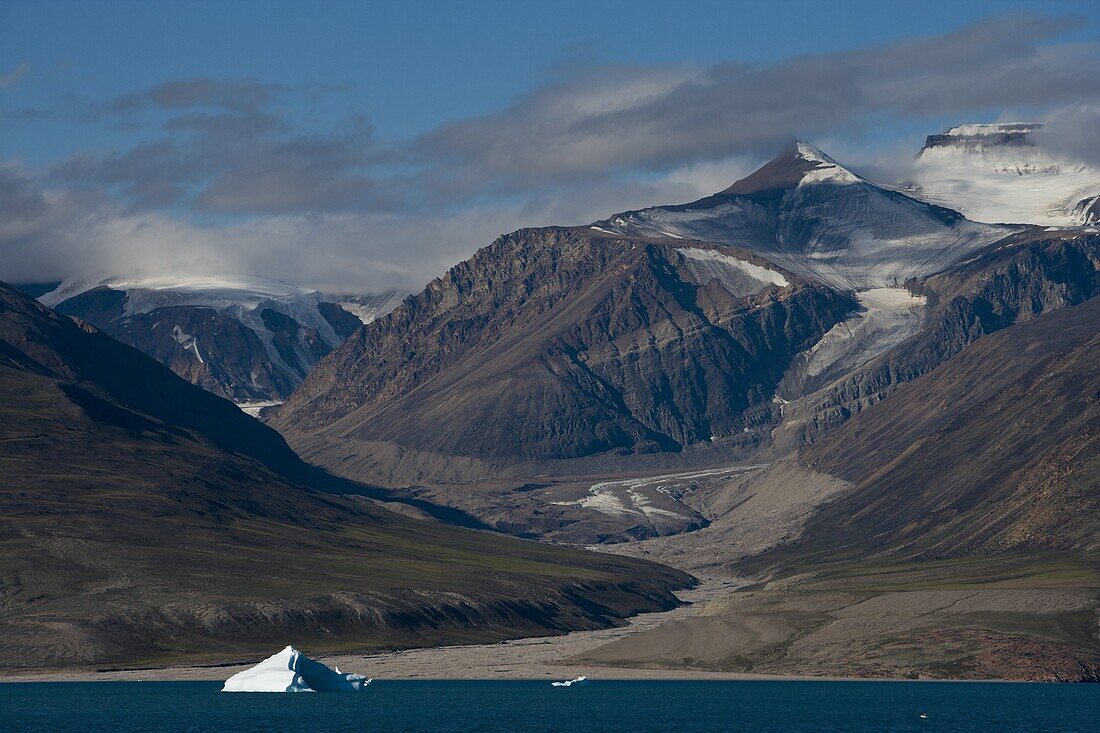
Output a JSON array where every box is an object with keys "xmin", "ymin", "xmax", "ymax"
[
  {"xmin": 0, "ymin": 579, "xmax": 733, "ymax": 683},
  {"xmin": 0, "ymin": 578, "xmax": 1021, "ymax": 684}
]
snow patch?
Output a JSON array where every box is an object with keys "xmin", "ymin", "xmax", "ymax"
[
  {"xmin": 236, "ymin": 400, "xmax": 283, "ymax": 418},
  {"xmin": 912, "ymin": 123, "xmax": 1100, "ymax": 225},
  {"xmin": 170, "ymin": 325, "xmax": 204, "ymax": 364},
  {"xmin": 795, "ymin": 142, "xmax": 861, "ymax": 186},
  {"xmin": 677, "ymin": 247, "xmax": 788, "ymax": 296},
  {"xmin": 552, "ymin": 465, "xmax": 765, "ymax": 522},
  {"xmin": 336, "ymin": 292, "xmax": 405, "ymax": 325}
]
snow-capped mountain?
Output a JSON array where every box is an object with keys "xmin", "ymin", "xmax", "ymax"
[
  {"xmin": 908, "ymin": 123, "xmax": 1100, "ymax": 226},
  {"xmin": 40, "ymin": 274, "xmax": 404, "ymax": 407},
  {"xmin": 592, "ymin": 141, "xmax": 1009, "ymax": 291}
]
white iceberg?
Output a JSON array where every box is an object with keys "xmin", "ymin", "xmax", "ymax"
[
  {"xmin": 222, "ymin": 645, "xmax": 371, "ymax": 692},
  {"xmin": 551, "ymin": 675, "xmax": 589, "ymax": 687}
]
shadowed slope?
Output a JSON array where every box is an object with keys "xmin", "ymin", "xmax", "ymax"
[
  {"xmin": 782, "ymin": 296, "xmax": 1100, "ymax": 563},
  {"xmin": 0, "ymin": 281, "xmax": 690, "ymax": 669}
]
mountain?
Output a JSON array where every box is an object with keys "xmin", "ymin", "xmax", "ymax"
[
  {"xmin": 777, "ymin": 295, "xmax": 1100, "ymax": 563},
  {"xmin": 272, "ymin": 142, "xmax": 1018, "ymax": 487},
  {"xmin": 592, "ymin": 141, "xmax": 1010, "ymax": 290},
  {"xmin": 40, "ymin": 275, "xmax": 404, "ymax": 409},
  {"xmin": 273, "ymin": 227, "xmax": 856, "ymax": 485},
  {"xmin": 570, "ymin": 293, "xmax": 1100, "ymax": 683},
  {"xmin": 0, "ymin": 281, "xmax": 689, "ymax": 669},
  {"xmin": 269, "ymin": 140, "xmax": 1100, "ymax": 562},
  {"xmin": 772, "ymin": 228, "xmax": 1100, "ymax": 449},
  {"xmin": 908, "ymin": 123, "xmax": 1100, "ymax": 226},
  {"xmin": 2, "ymin": 280, "xmax": 305, "ymax": 476}
]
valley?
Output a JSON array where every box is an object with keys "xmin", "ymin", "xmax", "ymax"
[{"xmin": 4, "ymin": 130, "xmax": 1098, "ymax": 682}]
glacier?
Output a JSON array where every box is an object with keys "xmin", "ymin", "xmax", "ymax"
[
  {"xmin": 779, "ymin": 287, "xmax": 927, "ymax": 398},
  {"xmin": 909, "ymin": 123, "xmax": 1100, "ymax": 226},
  {"xmin": 222, "ymin": 645, "xmax": 371, "ymax": 692}
]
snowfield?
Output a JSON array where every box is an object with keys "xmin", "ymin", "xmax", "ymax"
[{"xmin": 909, "ymin": 123, "xmax": 1100, "ymax": 226}]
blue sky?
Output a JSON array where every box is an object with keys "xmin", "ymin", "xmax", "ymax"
[
  {"xmin": 1, "ymin": 0, "xmax": 1098, "ymax": 291},
  {"xmin": 3, "ymin": 0, "xmax": 1097, "ymax": 159}
]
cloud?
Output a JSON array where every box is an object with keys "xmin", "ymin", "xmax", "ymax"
[
  {"xmin": 48, "ymin": 80, "xmax": 391, "ymax": 215},
  {"xmin": 3, "ymin": 15, "xmax": 1100, "ymax": 294},
  {"xmin": 1035, "ymin": 105, "xmax": 1100, "ymax": 167},
  {"xmin": 0, "ymin": 62, "xmax": 30, "ymax": 89},
  {"xmin": 97, "ymin": 78, "xmax": 282, "ymax": 117},
  {"xmin": 0, "ymin": 158, "xmax": 729, "ymax": 292},
  {"xmin": 0, "ymin": 163, "xmax": 109, "ymax": 283},
  {"xmin": 410, "ymin": 14, "xmax": 1100, "ymax": 199}
]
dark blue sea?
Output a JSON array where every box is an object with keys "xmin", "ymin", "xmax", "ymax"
[{"xmin": 3, "ymin": 679, "xmax": 1098, "ymax": 732}]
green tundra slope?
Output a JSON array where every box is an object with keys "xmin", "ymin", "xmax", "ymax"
[{"xmin": 0, "ymin": 281, "xmax": 689, "ymax": 670}]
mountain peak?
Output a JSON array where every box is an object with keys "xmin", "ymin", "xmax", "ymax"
[
  {"xmin": 721, "ymin": 140, "xmax": 858, "ymax": 196},
  {"xmin": 791, "ymin": 139, "xmax": 832, "ymax": 164}
]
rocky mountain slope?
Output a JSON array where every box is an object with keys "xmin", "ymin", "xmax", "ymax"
[
  {"xmin": 274, "ymin": 227, "xmax": 855, "ymax": 484},
  {"xmin": 773, "ymin": 229, "xmax": 1100, "ymax": 450},
  {"xmin": 40, "ymin": 276, "xmax": 403, "ymax": 407},
  {"xmin": 767, "ymin": 294, "xmax": 1100, "ymax": 565},
  {"xmin": 271, "ymin": 143, "xmax": 1099, "ymax": 547},
  {"xmin": 0, "ymin": 281, "xmax": 689, "ymax": 669},
  {"xmin": 576, "ymin": 297, "xmax": 1100, "ymax": 682},
  {"xmin": 271, "ymin": 142, "xmax": 1032, "ymax": 485}
]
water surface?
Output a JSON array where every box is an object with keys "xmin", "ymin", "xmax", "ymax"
[{"xmin": 3, "ymin": 679, "xmax": 1097, "ymax": 732}]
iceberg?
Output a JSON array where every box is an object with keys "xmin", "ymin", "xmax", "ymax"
[
  {"xmin": 551, "ymin": 676, "xmax": 589, "ymax": 687},
  {"xmin": 222, "ymin": 645, "xmax": 371, "ymax": 692}
]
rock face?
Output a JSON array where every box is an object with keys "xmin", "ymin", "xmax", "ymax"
[
  {"xmin": 0, "ymin": 281, "xmax": 691, "ymax": 669},
  {"xmin": 1073, "ymin": 195, "xmax": 1100, "ymax": 225},
  {"xmin": 762, "ymin": 293, "xmax": 1100, "ymax": 563},
  {"xmin": 41, "ymin": 276, "xmax": 403, "ymax": 405},
  {"xmin": 274, "ymin": 228, "xmax": 855, "ymax": 484}
]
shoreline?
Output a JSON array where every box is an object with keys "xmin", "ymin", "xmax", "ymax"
[
  {"xmin": 1, "ymin": 580, "xmax": 735, "ymax": 684},
  {"xmin": 0, "ymin": 578, "xmax": 1024, "ymax": 684}
]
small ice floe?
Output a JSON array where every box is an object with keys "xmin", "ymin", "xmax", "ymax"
[
  {"xmin": 551, "ymin": 676, "xmax": 589, "ymax": 687},
  {"xmin": 222, "ymin": 645, "xmax": 371, "ymax": 692}
]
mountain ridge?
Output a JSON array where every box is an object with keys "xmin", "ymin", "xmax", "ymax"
[
  {"xmin": 593, "ymin": 141, "xmax": 1009, "ymax": 290},
  {"xmin": 40, "ymin": 275, "xmax": 405, "ymax": 405},
  {"xmin": 274, "ymin": 226, "xmax": 856, "ymax": 485}
]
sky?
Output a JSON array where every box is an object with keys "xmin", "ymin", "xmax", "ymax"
[{"xmin": 1, "ymin": 0, "xmax": 1099, "ymax": 293}]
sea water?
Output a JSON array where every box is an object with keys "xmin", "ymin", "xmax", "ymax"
[{"xmin": 2, "ymin": 679, "xmax": 1097, "ymax": 732}]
